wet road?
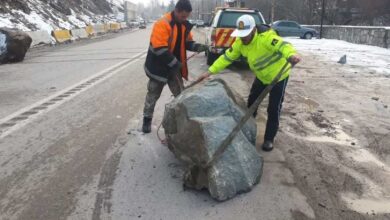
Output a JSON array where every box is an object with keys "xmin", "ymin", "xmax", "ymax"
[{"xmin": 0, "ymin": 29, "xmax": 150, "ymax": 219}]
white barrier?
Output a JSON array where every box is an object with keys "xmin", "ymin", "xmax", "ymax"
[
  {"xmin": 93, "ymin": 24, "xmax": 106, "ymax": 34},
  {"xmin": 71, "ymin": 28, "xmax": 89, "ymax": 40},
  {"xmin": 120, "ymin": 22, "xmax": 128, "ymax": 29},
  {"xmin": 27, "ymin": 30, "xmax": 54, "ymax": 47}
]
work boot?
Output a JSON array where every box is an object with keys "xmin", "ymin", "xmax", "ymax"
[
  {"xmin": 142, "ymin": 117, "xmax": 152, "ymax": 133},
  {"xmin": 261, "ymin": 140, "xmax": 274, "ymax": 152}
]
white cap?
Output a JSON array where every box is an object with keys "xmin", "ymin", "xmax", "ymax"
[{"xmin": 231, "ymin": 15, "xmax": 256, "ymax": 38}]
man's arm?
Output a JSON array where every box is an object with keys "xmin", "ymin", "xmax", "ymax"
[
  {"xmin": 150, "ymin": 20, "xmax": 181, "ymax": 69},
  {"xmin": 263, "ymin": 30, "xmax": 300, "ymax": 65},
  {"xmin": 185, "ymin": 32, "xmax": 207, "ymax": 52},
  {"xmin": 196, "ymin": 39, "xmax": 242, "ymax": 81},
  {"xmin": 209, "ymin": 39, "xmax": 242, "ymax": 74}
]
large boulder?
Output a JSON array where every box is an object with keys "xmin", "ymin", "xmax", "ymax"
[
  {"xmin": 0, "ymin": 28, "xmax": 32, "ymax": 64},
  {"xmin": 163, "ymin": 79, "xmax": 263, "ymax": 201}
]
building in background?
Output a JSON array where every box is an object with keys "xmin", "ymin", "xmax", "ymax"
[
  {"xmin": 191, "ymin": 0, "xmax": 226, "ymax": 23},
  {"xmin": 124, "ymin": 1, "xmax": 137, "ymax": 23}
]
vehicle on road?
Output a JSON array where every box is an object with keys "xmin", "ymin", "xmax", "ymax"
[
  {"xmin": 195, "ymin": 20, "xmax": 205, "ymax": 28},
  {"xmin": 129, "ymin": 20, "xmax": 140, "ymax": 28},
  {"xmin": 205, "ymin": 7, "xmax": 266, "ymax": 65},
  {"xmin": 271, "ymin": 20, "xmax": 317, "ymax": 39},
  {"xmin": 139, "ymin": 20, "xmax": 147, "ymax": 29}
]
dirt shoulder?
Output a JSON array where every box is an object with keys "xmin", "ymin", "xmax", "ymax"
[{"xmin": 274, "ymin": 50, "xmax": 390, "ymax": 219}]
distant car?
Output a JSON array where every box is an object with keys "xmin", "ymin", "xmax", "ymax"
[
  {"xmin": 271, "ymin": 20, "xmax": 317, "ymax": 39},
  {"xmin": 129, "ymin": 20, "xmax": 140, "ymax": 28},
  {"xmin": 139, "ymin": 20, "xmax": 147, "ymax": 29},
  {"xmin": 205, "ymin": 7, "xmax": 266, "ymax": 65},
  {"xmin": 195, "ymin": 20, "xmax": 205, "ymax": 28},
  {"xmin": 189, "ymin": 19, "xmax": 196, "ymax": 25}
]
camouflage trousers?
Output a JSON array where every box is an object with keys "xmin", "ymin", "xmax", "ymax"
[{"xmin": 143, "ymin": 73, "xmax": 184, "ymax": 119}]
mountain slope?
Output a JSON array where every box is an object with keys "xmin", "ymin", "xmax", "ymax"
[{"xmin": 0, "ymin": 0, "xmax": 125, "ymax": 32}]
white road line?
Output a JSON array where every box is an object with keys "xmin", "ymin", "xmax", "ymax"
[{"xmin": 0, "ymin": 52, "xmax": 147, "ymax": 139}]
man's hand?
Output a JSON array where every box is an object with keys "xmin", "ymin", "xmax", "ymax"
[
  {"xmin": 288, "ymin": 55, "xmax": 301, "ymax": 66},
  {"xmin": 196, "ymin": 71, "xmax": 211, "ymax": 82}
]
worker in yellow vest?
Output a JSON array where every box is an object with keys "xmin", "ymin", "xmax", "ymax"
[{"xmin": 197, "ymin": 15, "xmax": 301, "ymax": 152}]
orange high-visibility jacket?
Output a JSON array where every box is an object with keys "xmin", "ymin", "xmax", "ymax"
[{"xmin": 144, "ymin": 12, "xmax": 201, "ymax": 82}]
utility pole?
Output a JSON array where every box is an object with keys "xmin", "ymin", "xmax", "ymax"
[
  {"xmin": 320, "ymin": 0, "xmax": 326, "ymax": 39},
  {"xmin": 271, "ymin": 0, "xmax": 275, "ymax": 23}
]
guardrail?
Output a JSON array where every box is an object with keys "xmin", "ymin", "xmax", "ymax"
[
  {"xmin": 26, "ymin": 22, "xmax": 132, "ymax": 47},
  {"xmin": 302, "ymin": 25, "xmax": 390, "ymax": 48}
]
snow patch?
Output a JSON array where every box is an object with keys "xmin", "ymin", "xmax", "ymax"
[{"xmin": 287, "ymin": 37, "xmax": 390, "ymax": 75}]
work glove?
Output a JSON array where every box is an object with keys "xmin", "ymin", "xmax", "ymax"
[{"xmin": 195, "ymin": 44, "xmax": 208, "ymax": 52}]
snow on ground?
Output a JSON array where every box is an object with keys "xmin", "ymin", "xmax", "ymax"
[
  {"xmin": 287, "ymin": 37, "xmax": 390, "ymax": 75},
  {"xmin": 13, "ymin": 10, "xmax": 55, "ymax": 32}
]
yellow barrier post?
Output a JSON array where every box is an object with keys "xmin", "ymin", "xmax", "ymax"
[
  {"xmin": 53, "ymin": 30, "xmax": 72, "ymax": 43},
  {"xmin": 85, "ymin": 25, "xmax": 95, "ymax": 37},
  {"xmin": 110, "ymin": 23, "xmax": 121, "ymax": 32}
]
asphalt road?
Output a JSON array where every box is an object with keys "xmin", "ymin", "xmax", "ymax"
[{"xmin": 0, "ymin": 29, "xmax": 150, "ymax": 219}]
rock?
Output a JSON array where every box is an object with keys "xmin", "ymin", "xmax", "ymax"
[
  {"xmin": 0, "ymin": 28, "xmax": 32, "ymax": 64},
  {"xmin": 372, "ymin": 97, "xmax": 380, "ymax": 101},
  {"xmin": 0, "ymin": 32, "xmax": 7, "ymax": 57},
  {"xmin": 163, "ymin": 79, "xmax": 263, "ymax": 201},
  {"xmin": 338, "ymin": 54, "xmax": 347, "ymax": 64}
]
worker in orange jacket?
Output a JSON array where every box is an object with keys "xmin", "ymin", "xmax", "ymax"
[{"xmin": 142, "ymin": 0, "xmax": 207, "ymax": 133}]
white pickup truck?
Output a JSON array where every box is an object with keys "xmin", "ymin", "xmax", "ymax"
[{"xmin": 205, "ymin": 7, "xmax": 266, "ymax": 65}]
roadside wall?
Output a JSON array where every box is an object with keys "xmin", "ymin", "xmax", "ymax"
[
  {"xmin": 303, "ymin": 25, "xmax": 390, "ymax": 48},
  {"xmin": 27, "ymin": 30, "xmax": 54, "ymax": 46},
  {"xmin": 71, "ymin": 28, "xmax": 89, "ymax": 40}
]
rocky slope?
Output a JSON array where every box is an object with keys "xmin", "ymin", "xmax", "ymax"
[{"xmin": 0, "ymin": 0, "xmax": 125, "ymax": 32}]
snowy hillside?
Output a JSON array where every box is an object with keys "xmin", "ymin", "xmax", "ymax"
[{"xmin": 0, "ymin": 0, "xmax": 126, "ymax": 32}]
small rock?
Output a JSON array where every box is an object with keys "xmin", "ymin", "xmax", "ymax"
[
  {"xmin": 318, "ymin": 203, "xmax": 327, "ymax": 208},
  {"xmin": 384, "ymin": 105, "xmax": 388, "ymax": 109},
  {"xmin": 372, "ymin": 97, "xmax": 379, "ymax": 101},
  {"xmin": 338, "ymin": 55, "xmax": 347, "ymax": 64},
  {"xmin": 351, "ymin": 142, "xmax": 356, "ymax": 146}
]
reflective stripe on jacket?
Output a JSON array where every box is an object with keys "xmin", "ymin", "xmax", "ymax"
[
  {"xmin": 209, "ymin": 29, "xmax": 297, "ymax": 85},
  {"xmin": 145, "ymin": 12, "xmax": 199, "ymax": 82}
]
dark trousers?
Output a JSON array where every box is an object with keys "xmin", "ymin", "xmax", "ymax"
[
  {"xmin": 143, "ymin": 72, "xmax": 184, "ymax": 119},
  {"xmin": 247, "ymin": 77, "xmax": 289, "ymax": 142}
]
